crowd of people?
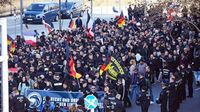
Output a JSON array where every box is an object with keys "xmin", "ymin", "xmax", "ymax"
[{"xmin": 8, "ymin": 1, "xmax": 200, "ymax": 112}]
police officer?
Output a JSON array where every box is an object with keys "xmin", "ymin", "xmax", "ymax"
[
  {"xmin": 136, "ymin": 86, "xmax": 150, "ymax": 112},
  {"xmin": 156, "ymin": 83, "xmax": 168, "ymax": 112},
  {"xmin": 10, "ymin": 90, "xmax": 30, "ymax": 112},
  {"xmin": 179, "ymin": 65, "xmax": 187, "ymax": 101},
  {"xmin": 186, "ymin": 65, "xmax": 193, "ymax": 98},
  {"xmin": 104, "ymin": 84, "xmax": 125, "ymax": 112},
  {"xmin": 168, "ymin": 75, "xmax": 177, "ymax": 112},
  {"xmin": 161, "ymin": 62, "xmax": 170, "ymax": 83}
]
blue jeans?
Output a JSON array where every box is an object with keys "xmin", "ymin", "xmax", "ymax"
[
  {"xmin": 149, "ymin": 86, "xmax": 154, "ymax": 102},
  {"xmin": 194, "ymin": 71, "xmax": 200, "ymax": 81},
  {"xmin": 130, "ymin": 85, "xmax": 140, "ymax": 101}
]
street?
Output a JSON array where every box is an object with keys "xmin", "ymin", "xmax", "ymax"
[
  {"xmin": 127, "ymin": 82, "xmax": 200, "ymax": 112},
  {"xmin": 6, "ymin": 13, "xmax": 113, "ymax": 38}
]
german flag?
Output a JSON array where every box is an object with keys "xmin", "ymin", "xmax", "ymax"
[
  {"xmin": 69, "ymin": 57, "xmax": 82, "ymax": 79},
  {"xmin": 69, "ymin": 19, "xmax": 76, "ymax": 29},
  {"xmin": 7, "ymin": 35, "xmax": 12, "ymax": 46},
  {"xmin": 99, "ymin": 62, "xmax": 112, "ymax": 76},
  {"xmin": 10, "ymin": 42, "xmax": 16, "ymax": 53},
  {"xmin": 117, "ymin": 11, "xmax": 125, "ymax": 28}
]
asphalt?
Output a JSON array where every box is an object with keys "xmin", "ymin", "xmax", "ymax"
[
  {"xmin": 5, "ymin": 13, "xmax": 113, "ymax": 38},
  {"xmin": 126, "ymin": 82, "xmax": 200, "ymax": 112}
]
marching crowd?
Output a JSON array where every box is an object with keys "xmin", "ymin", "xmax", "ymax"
[{"xmin": 8, "ymin": 1, "xmax": 200, "ymax": 112}]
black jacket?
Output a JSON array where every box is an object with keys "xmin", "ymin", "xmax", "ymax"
[
  {"xmin": 75, "ymin": 19, "xmax": 83, "ymax": 28},
  {"xmin": 156, "ymin": 88, "xmax": 168, "ymax": 112},
  {"xmin": 11, "ymin": 95, "xmax": 30, "ymax": 112}
]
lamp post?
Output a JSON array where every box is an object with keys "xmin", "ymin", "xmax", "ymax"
[
  {"xmin": 0, "ymin": 18, "xmax": 9, "ymax": 112},
  {"xmin": 90, "ymin": 0, "xmax": 93, "ymax": 18},
  {"xmin": 20, "ymin": 0, "xmax": 23, "ymax": 36},
  {"xmin": 59, "ymin": 0, "xmax": 62, "ymax": 30},
  {"xmin": 144, "ymin": 0, "xmax": 147, "ymax": 16}
]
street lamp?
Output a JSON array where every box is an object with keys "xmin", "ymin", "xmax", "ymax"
[
  {"xmin": 20, "ymin": 0, "xmax": 23, "ymax": 36},
  {"xmin": 0, "ymin": 18, "xmax": 9, "ymax": 112},
  {"xmin": 88, "ymin": 0, "xmax": 93, "ymax": 18},
  {"xmin": 59, "ymin": 0, "xmax": 62, "ymax": 30}
]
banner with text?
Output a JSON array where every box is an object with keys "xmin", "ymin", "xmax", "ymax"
[{"xmin": 26, "ymin": 89, "xmax": 104, "ymax": 111}]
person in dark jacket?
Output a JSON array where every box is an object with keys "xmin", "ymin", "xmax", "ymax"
[
  {"xmin": 168, "ymin": 76, "xmax": 177, "ymax": 112},
  {"xmin": 136, "ymin": 86, "xmax": 150, "ymax": 112},
  {"xmin": 75, "ymin": 16, "xmax": 83, "ymax": 28},
  {"xmin": 156, "ymin": 83, "xmax": 168, "ymax": 112},
  {"xmin": 186, "ymin": 65, "xmax": 194, "ymax": 98},
  {"xmin": 10, "ymin": 90, "xmax": 30, "ymax": 112},
  {"xmin": 52, "ymin": 74, "xmax": 63, "ymax": 91},
  {"xmin": 127, "ymin": 5, "xmax": 133, "ymax": 20},
  {"xmin": 42, "ymin": 96, "xmax": 55, "ymax": 112}
]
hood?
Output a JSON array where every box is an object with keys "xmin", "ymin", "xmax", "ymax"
[{"xmin": 24, "ymin": 10, "xmax": 43, "ymax": 16}]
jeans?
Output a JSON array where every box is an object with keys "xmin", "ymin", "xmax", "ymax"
[
  {"xmin": 129, "ymin": 85, "xmax": 140, "ymax": 101},
  {"xmin": 149, "ymin": 86, "xmax": 154, "ymax": 102},
  {"xmin": 194, "ymin": 71, "xmax": 200, "ymax": 81}
]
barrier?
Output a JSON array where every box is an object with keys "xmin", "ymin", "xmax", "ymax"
[{"xmin": 26, "ymin": 89, "xmax": 105, "ymax": 111}]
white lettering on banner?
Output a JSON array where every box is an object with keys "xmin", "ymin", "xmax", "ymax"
[
  {"xmin": 59, "ymin": 102, "xmax": 67, "ymax": 106},
  {"xmin": 51, "ymin": 97, "xmax": 62, "ymax": 102},
  {"xmin": 70, "ymin": 98, "xmax": 79, "ymax": 102},
  {"xmin": 67, "ymin": 103, "xmax": 76, "ymax": 107},
  {"xmin": 62, "ymin": 98, "xmax": 70, "ymax": 102}
]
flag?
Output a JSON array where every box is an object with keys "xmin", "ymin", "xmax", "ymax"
[
  {"xmin": 7, "ymin": 35, "xmax": 13, "ymax": 46},
  {"xmin": 86, "ymin": 11, "xmax": 94, "ymax": 39},
  {"xmin": 10, "ymin": 42, "xmax": 16, "ymax": 53},
  {"xmin": 24, "ymin": 31, "xmax": 37, "ymax": 46},
  {"xmin": 117, "ymin": 11, "xmax": 125, "ymax": 27},
  {"xmin": 99, "ymin": 52, "xmax": 111, "ymax": 76},
  {"xmin": 112, "ymin": 6, "xmax": 118, "ymax": 13},
  {"xmin": 106, "ymin": 56, "xmax": 125, "ymax": 80},
  {"xmin": 42, "ymin": 20, "xmax": 54, "ymax": 33},
  {"xmin": 99, "ymin": 63, "xmax": 112, "ymax": 76},
  {"xmin": 69, "ymin": 57, "xmax": 82, "ymax": 79},
  {"xmin": 8, "ymin": 68, "xmax": 18, "ymax": 73},
  {"xmin": 166, "ymin": 8, "xmax": 176, "ymax": 22},
  {"xmin": 69, "ymin": 19, "xmax": 76, "ymax": 29}
]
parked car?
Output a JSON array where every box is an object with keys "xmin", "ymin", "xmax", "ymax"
[
  {"xmin": 23, "ymin": 2, "xmax": 59, "ymax": 24},
  {"xmin": 60, "ymin": 2, "xmax": 84, "ymax": 19}
]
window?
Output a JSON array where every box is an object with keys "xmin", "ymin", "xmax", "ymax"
[{"xmin": 27, "ymin": 4, "xmax": 45, "ymax": 11}]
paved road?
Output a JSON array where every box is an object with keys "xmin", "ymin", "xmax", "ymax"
[
  {"xmin": 127, "ymin": 82, "xmax": 200, "ymax": 112},
  {"xmin": 6, "ymin": 13, "xmax": 113, "ymax": 38}
]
